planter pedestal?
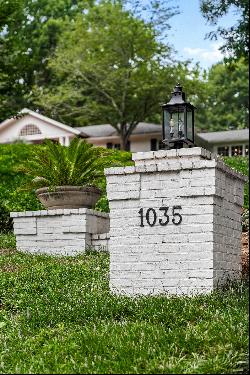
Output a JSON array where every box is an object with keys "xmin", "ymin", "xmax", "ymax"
[{"xmin": 11, "ymin": 208, "xmax": 110, "ymax": 256}]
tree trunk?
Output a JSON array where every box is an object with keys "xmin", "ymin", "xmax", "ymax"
[
  {"xmin": 119, "ymin": 122, "xmax": 130, "ymax": 151},
  {"xmin": 120, "ymin": 134, "xmax": 130, "ymax": 151}
]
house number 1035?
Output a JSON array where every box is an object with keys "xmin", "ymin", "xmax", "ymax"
[{"xmin": 138, "ymin": 206, "xmax": 182, "ymax": 227}]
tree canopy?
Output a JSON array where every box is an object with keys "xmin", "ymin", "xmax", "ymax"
[
  {"xmin": 195, "ymin": 59, "xmax": 249, "ymax": 132},
  {"xmin": 0, "ymin": 0, "xmax": 94, "ymax": 121},
  {"xmin": 200, "ymin": 0, "xmax": 249, "ymax": 62},
  {"xmin": 33, "ymin": 0, "xmax": 204, "ymax": 150},
  {"xmin": 0, "ymin": 0, "xmax": 248, "ymax": 143}
]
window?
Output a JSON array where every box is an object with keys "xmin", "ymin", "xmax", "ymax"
[
  {"xmin": 19, "ymin": 124, "xmax": 42, "ymax": 136},
  {"xmin": 232, "ymin": 145, "xmax": 243, "ymax": 156},
  {"xmin": 106, "ymin": 143, "xmax": 122, "ymax": 150},
  {"xmin": 150, "ymin": 138, "xmax": 158, "ymax": 151},
  {"xmin": 217, "ymin": 146, "xmax": 229, "ymax": 156}
]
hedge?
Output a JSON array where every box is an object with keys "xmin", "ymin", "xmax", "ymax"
[
  {"xmin": 0, "ymin": 143, "xmax": 249, "ymax": 232},
  {"xmin": 223, "ymin": 156, "xmax": 249, "ymax": 209},
  {"xmin": 0, "ymin": 142, "xmax": 132, "ymax": 232}
]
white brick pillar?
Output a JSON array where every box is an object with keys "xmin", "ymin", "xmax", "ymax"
[{"xmin": 105, "ymin": 147, "xmax": 247, "ymax": 296}]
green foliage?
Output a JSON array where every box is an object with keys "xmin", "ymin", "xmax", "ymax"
[
  {"xmin": 0, "ymin": 0, "xmax": 180, "ymax": 126},
  {"xmin": 17, "ymin": 138, "xmax": 115, "ymax": 190},
  {"xmin": 242, "ymin": 208, "xmax": 249, "ymax": 232},
  {"xmin": 0, "ymin": 248, "xmax": 248, "ymax": 373},
  {"xmin": 0, "ymin": 143, "xmax": 43, "ymax": 215},
  {"xmin": 34, "ymin": 0, "xmax": 171, "ymax": 149},
  {"xmin": 0, "ymin": 232, "xmax": 16, "ymax": 249},
  {"xmin": 223, "ymin": 156, "xmax": 249, "ymax": 208},
  {"xmin": 195, "ymin": 59, "xmax": 249, "ymax": 132},
  {"xmin": 94, "ymin": 147, "xmax": 133, "ymax": 212},
  {"xmin": 0, "ymin": 0, "xmax": 23, "ymax": 27},
  {"xmin": 200, "ymin": 0, "xmax": 249, "ymax": 63},
  {"xmin": 0, "ymin": 142, "xmax": 132, "ymax": 220},
  {"xmin": 0, "ymin": 0, "xmax": 94, "ymax": 121},
  {"xmin": 34, "ymin": 0, "xmax": 203, "ymax": 150},
  {"xmin": 123, "ymin": 0, "xmax": 179, "ymax": 39},
  {"xmin": 0, "ymin": 203, "xmax": 13, "ymax": 233}
]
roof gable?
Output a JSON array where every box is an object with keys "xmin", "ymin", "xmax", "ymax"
[{"xmin": 0, "ymin": 108, "xmax": 86, "ymax": 136}]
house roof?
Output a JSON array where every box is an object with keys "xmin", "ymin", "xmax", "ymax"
[
  {"xmin": 3, "ymin": 109, "xmax": 247, "ymax": 146},
  {"xmin": 76, "ymin": 124, "xmax": 116, "ymax": 137},
  {"xmin": 0, "ymin": 108, "xmax": 86, "ymax": 136},
  {"xmin": 197, "ymin": 128, "xmax": 249, "ymax": 144},
  {"xmin": 76, "ymin": 122, "xmax": 162, "ymax": 138}
]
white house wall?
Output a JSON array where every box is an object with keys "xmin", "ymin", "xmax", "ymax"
[
  {"xmin": 0, "ymin": 115, "xmax": 75, "ymax": 144},
  {"xmin": 86, "ymin": 134, "xmax": 162, "ymax": 152}
]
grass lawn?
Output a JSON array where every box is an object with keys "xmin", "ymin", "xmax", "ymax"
[{"xmin": 0, "ymin": 233, "xmax": 249, "ymax": 374}]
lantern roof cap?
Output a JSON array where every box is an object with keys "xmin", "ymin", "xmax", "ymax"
[
  {"xmin": 162, "ymin": 83, "xmax": 195, "ymax": 109},
  {"xmin": 167, "ymin": 83, "xmax": 186, "ymax": 105}
]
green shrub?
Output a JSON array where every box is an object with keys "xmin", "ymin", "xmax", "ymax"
[
  {"xmin": 0, "ymin": 203, "xmax": 13, "ymax": 233},
  {"xmin": 17, "ymin": 138, "xmax": 115, "ymax": 190},
  {"xmin": 0, "ymin": 143, "xmax": 43, "ymax": 211},
  {"xmin": 94, "ymin": 148, "xmax": 133, "ymax": 212},
  {"xmin": 0, "ymin": 232, "xmax": 16, "ymax": 248},
  {"xmin": 242, "ymin": 208, "xmax": 249, "ymax": 232},
  {"xmin": 0, "ymin": 143, "xmax": 133, "ymax": 221},
  {"xmin": 223, "ymin": 156, "xmax": 249, "ymax": 209},
  {"xmin": 1, "ymin": 143, "xmax": 247, "ymax": 218}
]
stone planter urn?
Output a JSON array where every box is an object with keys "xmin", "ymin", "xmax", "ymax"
[{"xmin": 36, "ymin": 186, "xmax": 102, "ymax": 210}]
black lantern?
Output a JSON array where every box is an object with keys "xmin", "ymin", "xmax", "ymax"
[{"xmin": 162, "ymin": 83, "xmax": 196, "ymax": 149}]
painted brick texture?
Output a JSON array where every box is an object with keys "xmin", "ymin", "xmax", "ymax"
[
  {"xmin": 105, "ymin": 147, "xmax": 247, "ymax": 296},
  {"xmin": 11, "ymin": 208, "xmax": 110, "ymax": 256}
]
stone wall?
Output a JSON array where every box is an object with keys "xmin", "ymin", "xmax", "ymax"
[{"xmin": 105, "ymin": 147, "xmax": 247, "ymax": 296}]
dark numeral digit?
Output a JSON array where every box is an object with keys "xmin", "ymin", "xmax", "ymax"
[
  {"xmin": 159, "ymin": 206, "xmax": 169, "ymax": 226},
  {"xmin": 138, "ymin": 208, "xmax": 144, "ymax": 227},
  {"xmin": 146, "ymin": 208, "xmax": 157, "ymax": 227},
  {"xmin": 139, "ymin": 206, "xmax": 183, "ymax": 227},
  {"xmin": 172, "ymin": 205, "xmax": 182, "ymax": 225}
]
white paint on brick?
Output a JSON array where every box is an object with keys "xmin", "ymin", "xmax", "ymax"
[
  {"xmin": 105, "ymin": 147, "xmax": 246, "ymax": 296},
  {"xmin": 11, "ymin": 209, "xmax": 110, "ymax": 256}
]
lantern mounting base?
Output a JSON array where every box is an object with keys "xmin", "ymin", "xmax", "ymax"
[{"xmin": 162, "ymin": 139, "xmax": 194, "ymax": 150}]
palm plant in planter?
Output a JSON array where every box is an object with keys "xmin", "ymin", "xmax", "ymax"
[{"xmin": 18, "ymin": 138, "xmax": 109, "ymax": 210}]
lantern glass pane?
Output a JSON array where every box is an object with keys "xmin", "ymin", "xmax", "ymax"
[
  {"xmin": 177, "ymin": 110, "xmax": 184, "ymax": 139},
  {"xmin": 163, "ymin": 110, "xmax": 171, "ymax": 140},
  {"xmin": 187, "ymin": 109, "xmax": 193, "ymax": 141},
  {"xmin": 171, "ymin": 112, "xmax": 180, "ymax": 139}
]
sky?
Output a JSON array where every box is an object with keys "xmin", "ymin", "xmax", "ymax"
[{"xmin": 167, "ymin": 0, "xmax": 239, "ymax": 70}]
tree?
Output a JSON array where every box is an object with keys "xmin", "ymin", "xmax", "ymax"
[
  {"xmin": 0, "ymin": 0, "xmax": 23, "ymax": 27},
  {"xmin": 122, "ymin": 0, "xmax": 179, "ymax": 39},
  {"xmin": 34, "ymin": 1, "xmax": 203, "ymax": 150},
  {"xmin": 0, "ymin": 0, "xmax": 94, "ymax": 121},
  {"xmin": 0, "ymin": 0, "xmax": 179, "ymax": 122},
  {"xmin": 194, "ymin": 59, "xmax": 249, "ymax": 132},
  {"xmin": 200, "ymin": 0, "xmax": 249, "ymax": 62},
  {"xmin": 0, "ymin": 0, "xmax": 24, "ymax": 120}
]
